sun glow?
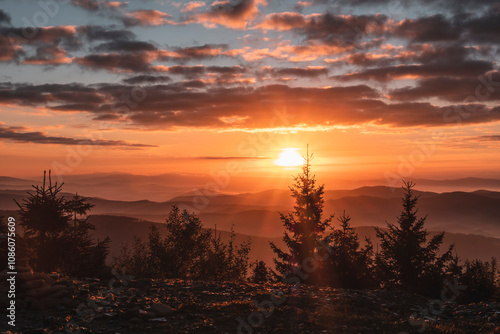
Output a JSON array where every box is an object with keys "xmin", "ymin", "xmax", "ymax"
[{"xmin": 274, "ymin": 148, "xmax": 305, "ymax": 167}]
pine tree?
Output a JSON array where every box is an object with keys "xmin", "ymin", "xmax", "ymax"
[
  {"xmin": 15, "ymin": 171, "xmax": 71, "ymax": 271},
  {"xmin": 16, "ymin": 171, "xmax": 110, "ymax": 275},
  {"xmin": 270, "ymin": 151, "xmax": 334, "ymax": 284},
  {"xmin": 250, "ymin": 260, "xmax": 271, "ymax": 283},
  {"xmin": 325, "ymin": 212, "xmax": 374, "ymax": 288},
  {"xmin": 375, "ymin": 181, "xmax": 454, "ymax": 295}
]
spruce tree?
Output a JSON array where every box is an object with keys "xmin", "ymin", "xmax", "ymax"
[
  {"xmin": 16, "ymin": 171, "xmax": 110, "ymax": 275},
  {"xmin": 325, "ymin": 212, "xmax": 374, "ymax": 288},
  {"xmin": 270, "ymin": 152, "xmax": 333, "ymax": 284},
  {"xmin": 375, "ymin": 181, "xmax": 454, "ymax": 295}
]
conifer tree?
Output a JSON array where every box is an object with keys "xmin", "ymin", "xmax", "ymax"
[
  {"xmin": 375, "ymin": 181, "xmax": 454, "ymax": 295},
  {"xmin": 250, "ymin": 260, "xmax": 271, "ymax": 283},
  {"xmin": 270, "ymin": 151, "xmax": 334, "ymax": 284},
  {"xmin": 16, "ymin": 171, "xmax": 110, "ymax": 275},
  {"xmin": 325, "ymin": 212, "xmax": 374, "ymax": 288}
]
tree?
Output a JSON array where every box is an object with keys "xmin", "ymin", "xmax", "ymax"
[
  {"xmin": 460, "ymin": 258, "xmax": 499, "ymax": 303},
  {"xmin": 163, "ymin": 206, "xmax": 212, "ymax": 278},
  {"xmin": 324, "ymin": 212, "xmax": 374, "ymax": 288},
  {"xmin": 116, "ymin": 207, "xmax": 251, "ymax": 282},
  {"xmin": 15, "ymin": 171, "xmax": 71, "ymax": 271},
  {"xmin": 375, "ymin": 181, "xmax": 454, "ymax": 295},
  {"xmin": 270, "ymin": 152, "xmax": 334, "ymax": 284},
  {"xmin": 199, "ymin": 226, "xmax": 251, "ymax": 282},
  {"xmin": 250, "ymin": 260, "xmax": 272, "ymax": 284},
  {"xmin": 16, "ymin": 171, "xmax": 110, "ymax": 275}
]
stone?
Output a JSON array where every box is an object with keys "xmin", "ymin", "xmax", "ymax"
[{"xmin": 151, "ymin": 302, "xmax": 174, "ymax": 316}]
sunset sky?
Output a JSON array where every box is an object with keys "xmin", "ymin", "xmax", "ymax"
[{"xmin": 1, "ymin": 0, "xmax": 499, "ymax": 185}]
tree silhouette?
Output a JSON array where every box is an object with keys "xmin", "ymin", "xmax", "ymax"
[
  {"xmin": 250, "ymin": 260, "xmax": 271, "ymax": 283},
  {"xmin": 324, "ymin": 212, "xmax": 374, "ymax": 288},
  {"xmin": 16, "ymin": 171, "xmax": 110, "ymax": 275},
  {"xmin": 116, "ymin": 207, "xmax": 251, "ymax": 282},
  {"xmin": 375, "ymin": 181, "xmax": 454, "ymax": 295},
  {"xmin": 15, "ymin": 171, "xmax": 71, "ymax": 271},
  {"xmin": 270, "ymin": 151, "xmax": 334, "ymax": 284}
]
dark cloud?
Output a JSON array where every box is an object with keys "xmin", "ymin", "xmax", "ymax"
[
  {"xmin": 122, "ymin": 75, "xmax": 172, "ymax": 85},
  {"xmin": 94, "ymin": 40, "xmax": 158, "ymax": 52},
  {"xmin": 389, "ymin": 72, "xmax": 500, "ymax": 102},
  {"xmin": 0, "ymin": 125, "xmax": 155, "ymax": 147},
  {"xmin": 71, "ymin": 0, "xmax": 126, "ymax": 12},
  {"xmin": 464, "ymin": 10, "xmax": 500, "ymax": 43},
  {"xmin": 473, "ymin": 135, "xmax": 500, "ymax": 142},
  {"xmin": 0, "ymin": 9, "xmax": 11, "ymax": 25},
  {"xmin": 1, "ymin": 81, "xmax": 500, "ymax": 128},
  {"xmin": 74, "ymin": 53, "xmax": 155, "ymax": 72},
  {"xmin": 77, "ymin": 25, "xmax": 136, "ymax": 41},
  {"xmin": 160, "ymin": 44, "xmax": 230, "ymax": 61},
  {"xmin": 258, "ymin": 12, "xmax": 387, "ymax": 47},
  {"xmin": 262, "ymin": 66, "xmax": 328, "ymax": 78},
  {"xmin": 394, "ymin": 14, "xmax": 460, "ymax": 42},
  {"xmin": 335, "ymin": 61, "xmax": 494, "ymax": 82}
]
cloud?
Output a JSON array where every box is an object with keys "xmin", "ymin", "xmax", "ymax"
[
  {"xmin": 1, "ymin": 26, "xmax": 78, "ymax": 46},
  {"xmin": 389, "ymin": 72, "xmax": 500, "ymax": 102},
  {"xmin": 74, "ymin": 52, "xmax": 157, "ymax": 72},
  {"xmin": 159, "ymin": 44, "xmax": 230, "ymax": 61},
  {"xmin": 1, "ymin": 81, "xmax": 500, "ymax": 129},
  {"xmin": 393, "ymin": 15, "xmax": 461, "ymax": 42},
  {"xmin": 124, "ymin": 9, "xmax": 174, "ymax": 26},
  {"xmin": 472, "ymin": 135, "xmax": 500, "ymax": 142},
  {"xmin": 122, "ymin": 75, "xmax": 172, "ymax": 85},
  {"xmin": 22, "ymin": 45, "xmax": 72, "ymax": 65},
  {"xmin": 71, "ymin": 0, "xmax": 127, "ymax": 11},
  {"xmin": 256, "ymin": 12, "xmax": 387, "ymax": 47},
  {"xmin": 334, "ymin": 61, "xmax": 494, "ymax": 82},
  {"xmin": 191, "ymin": 0, "xmax": 267, "ymax": 29},
  {"xmin": 0, "ymin": 125, "xmax": 155, "ymax": 147},
  {"xmin": 0, "ymin": 35, "xmax": 24, "ymax": 62},
  {"xmin": 181, "ymin": 1, "xmax": 206, "ymax": 12},
  {"xmin": 93, "ymin": 39, "xmax": 158, "ymax": 52},
  {"xmin": 261, "ymin": 66, "xmax": 328, "ymax": 78},
  {"xmin": 77, "ymin": 25, "xmax": 136, "ymax": 41},
  {"xmin": 0, "ymin": 9, "xmax": 11, "ymax": 25}
]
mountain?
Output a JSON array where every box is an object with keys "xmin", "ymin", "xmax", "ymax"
[{"xmin": 2, "ymin": 185, "xmax": 500, "ymax": 238}]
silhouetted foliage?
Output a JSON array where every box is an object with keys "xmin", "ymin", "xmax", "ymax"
[
  {"xmin": 375, "ymin": 181, "xmax": 454, "ymax": 296},
  {"xmin": 459, "ymin": 258, "xmax": 499, "ymax": 303},
  {"xmin": 270, "ymin": 152, "xmax": 334, "ymax": 284},
  {"xmin": 15, "ymin": 171, "xmax": 110, "ymax": 276},
  {"xmin": 324, "ymin": 212, "xmax": 375, "ymax": 289},
  {"xmin": 116, "ymin": 206, "xmax": 251, "ymax": 282},
  {"xmin": 199, "ymin": 226, "xmax": 251, "ymax": 282},
  {"xmin": 250, "ymin": 260, "xmax": 272, "ymax": 283}
]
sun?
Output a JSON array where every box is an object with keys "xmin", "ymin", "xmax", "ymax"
[{"xmin": 274, "ymin": 148, "xmax": 305, "ymax": 167}]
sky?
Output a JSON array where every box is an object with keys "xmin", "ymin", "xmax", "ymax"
[{"xmin": 0, "ymin": 0, "xmax": 499, "ymax": 187}]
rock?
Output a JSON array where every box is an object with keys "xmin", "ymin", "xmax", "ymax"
[{"xmin": 151, "ymin": 302, "xmax": 173, "ymax": 316}]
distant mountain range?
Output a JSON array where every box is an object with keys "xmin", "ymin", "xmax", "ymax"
[
  {"xmin": 3, "ymin": 173, "xmax": 500, "ymax": 202},
  {"xmin": 2, "ymin": 173, "xmax": 500, "ymax": 267},
  {"xmin": 2, "ymin": 183, "xmax": 500, "ymax": 238}
]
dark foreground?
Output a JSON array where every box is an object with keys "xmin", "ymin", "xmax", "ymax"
[{"xmin": 4, "ymin": 277, "xmax": 500, "ymax": 334}]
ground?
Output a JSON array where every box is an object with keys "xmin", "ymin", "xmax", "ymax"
[{"xmin": 4, "ymin": 278, "xmax": 500, "ymax": 334}]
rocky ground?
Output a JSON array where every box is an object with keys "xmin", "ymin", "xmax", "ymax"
[{"xmin": 3, "ymin": 277, "xmax": 500, "ymax": 334}]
